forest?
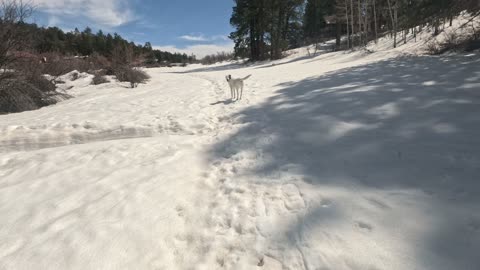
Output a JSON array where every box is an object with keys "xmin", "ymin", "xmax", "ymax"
[{"xmin": 229, "ymin": 0, "xmax": 480, "ymax": 60}]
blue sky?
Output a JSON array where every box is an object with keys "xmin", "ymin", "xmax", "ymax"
[{"xmin": 32, "ymin": 0, "xmax": 235, "ymax": 57}]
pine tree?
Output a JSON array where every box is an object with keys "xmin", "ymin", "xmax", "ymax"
[{"xmin": 230, "ymin": 0, "xmax": 303, "ymax": 61}]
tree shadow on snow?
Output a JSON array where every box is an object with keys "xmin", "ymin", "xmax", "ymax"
[{"xmin": 207, "ymin": 54, "xmax": 480, "ymax": 269}]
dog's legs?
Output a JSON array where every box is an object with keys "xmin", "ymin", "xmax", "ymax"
[
  {"xmin": 231, "ymin": 87, "xmax": 235, "ymax": 100},
  {"xmin": 239, "ymin": 85, "xmax": 243, "ymax": 100}
]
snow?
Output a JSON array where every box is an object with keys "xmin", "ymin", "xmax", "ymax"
[{"xmin": 1, "ymin": 17, "xmax": 480, "ymax": 270}]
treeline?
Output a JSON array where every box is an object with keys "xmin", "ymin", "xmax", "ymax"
[
  {"xmin": 201, "ymin": 52, "xmax": 235, "ymax": 65},
  {"xmin": 13, "ymin": 24, "xmax": 196, "ymax": 64},
  {"xmin": 230, "ymin": 0, "xmax": 480, "ymax": 61}
]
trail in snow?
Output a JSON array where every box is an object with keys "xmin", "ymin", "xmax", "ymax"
[
  {"xmin": 1, "ymin": 23, "xmax": 480, "ymax": 270},
  {"xmin": 163, "ymin": 51, "xmax": 480, "ymax": 269}
]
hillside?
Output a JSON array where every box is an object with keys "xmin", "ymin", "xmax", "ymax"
[{"xmin": 1, "ymin": 15, "xmax": 480, "ymax": 270}]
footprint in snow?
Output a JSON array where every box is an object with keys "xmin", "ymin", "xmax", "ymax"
[
  {"xmin": 282, "ymin": 184, "xmax": 305, "ymax": 211},
  {"xmin": 355, "ymin": 221, "xmax": 373, "ymax": 232},
  {"xmin": 320, "ymin": 199, "xmax": 332, "ymax": 208},
  {"xmin": 175, "ymin": 205, "xmax": 185, "ymax": 217}
]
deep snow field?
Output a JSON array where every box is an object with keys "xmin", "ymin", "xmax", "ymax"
[{"xmin": 1, "ymin": 17, "xmax": 480, "ymax": 270}]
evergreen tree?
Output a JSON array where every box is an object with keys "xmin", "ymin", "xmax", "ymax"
[
  {"xmin": 230, "ymin": 0, "xmax": 304, "ymax": 61},
  {"xmin": 303, "ymin": 0, "xmax": 335, "ymax": 41}
]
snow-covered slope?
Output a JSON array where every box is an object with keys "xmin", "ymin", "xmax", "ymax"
[{"xmin": 1, "ymin": 19, "xmax": 480, "ymax": 270}]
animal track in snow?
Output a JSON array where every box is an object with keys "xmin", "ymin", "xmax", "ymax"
[
  {"xmin": 365, "ymin": 197, "xmax": 391, "ymax": 210},
  {"xmin": 355, "ymin": 221, "xmax": 373, "ymax": 232},
  {"xmin": 175, "ymin": 205, "xmax": 185, "ymax": 217},
  {"xmin": 282, "ymin": 184, "xmax": 306, "ymax": 212},
  {"xmin": 320, "ymin": 198, "xmax": 333, "ymax": 208}
]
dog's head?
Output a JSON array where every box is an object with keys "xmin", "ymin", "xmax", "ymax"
[{"xmin": 225, "ymin": 75, "xmax": 232, "ymax": 82}]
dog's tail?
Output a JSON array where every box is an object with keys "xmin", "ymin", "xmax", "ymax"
[{"xmin": 241, "ymin": 75, "xmax": 252, "ymax": 81}]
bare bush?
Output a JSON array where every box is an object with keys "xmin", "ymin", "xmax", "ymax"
[
  {"xmin": 110, "ymin": 44, "xmax": 149, "ymax": 88},
  {"xmin": 426, "ymin": 40, "xmax": 442, "ymax": 55},
  {"xmin": 464, "ymin": 25, "xmax": 480, "ymax": 51},
  {"xmin": 91, "ymin": 74, "xmax": 109, "ymax": 85},
  {"xmin": 111, "ymin": 44, "xmax": 134, "ymax": 69},
  {"xmin": 28, "ymin": 73, "xmax": 56, "ymax": 92},
  {"xmin": 43, "ymin": 59, "xmax": 75, "ymax": 81},
  {"xmin": 201, "ymin": 52, "xmax": 234, "ymax": 65},
  {"xmin": 12, "ymin": 58, "xmax": 54, "ymax": 92},
  {"xmin": 115, "ymin": 67, "xmax": 150, "ymax": 88},
  {"xmin": 427, "ymin": 20, "xmax": 480, "ymax": 54},
  {"xmin": 435, "ymin": 31, "xmax": 464, "ymax": 53},
  {"xmin": 0, "ymin": 0, "xmax": 34, "ymax": 72},
  {"xmin": 90, "ymin": 53, "xmax": 111, "ymax": 71},
  {"xmin": 12, "ymin": 57, "xmax": 41, "ymax": 76},
  {"xmin": 0, "ymin": 77, "xmax": 57, "ymax": 114},
  {"xmin": 71, "ymin": 71, "xmax": 79, "ymax": 81}
]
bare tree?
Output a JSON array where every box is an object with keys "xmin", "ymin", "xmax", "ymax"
[
  {"xmin": 386, "ymin": 0, "xmax": 397, "ymax": 48},
  {"xmin": 0, "ymin": 0, "xmax": 34, "ymax": 75},
  {"xmin": 0, "ymin": 0, "xmax": 33, "ymax": 21}
]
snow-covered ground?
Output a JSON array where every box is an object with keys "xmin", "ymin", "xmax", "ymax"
[{"xmin": 1, "ymin": 20, "xmax": 480, "ymax": 269}]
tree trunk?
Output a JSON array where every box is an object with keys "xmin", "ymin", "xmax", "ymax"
[
  {"xmin": 249, "ymin": 19, "xmax": 256, "ymax": 60},
  {"xmin": 270, "ymin": 0, "xmax": 275, "ymax": 60},
  {"xmin": 365, "ymin": 0, "xmax": 369, "ymax": 46},
  {"xmin": 346, "ymin": 0, "xmax": 350, "ymax": 48},
  {"xmin": 350, "ymin": 0, "xmax": 355, "ymax": 47},
  {"xmin": 394, "ymin": 2, "xmax": 397, "ymax": 47},
  {"xmin": 336, "ymin": 1, "xmax": 342, "ymax": 49},
  {"xmin": 373, "ymin": 0, "xmax": 378, "ymax": 44},
  {"xmin": 386, "ymin": 0, "xmax": 397, "ymax": 48},
  {"xmin": 358, "ymin": 0, "xmax": 362, "ymax": 46}
]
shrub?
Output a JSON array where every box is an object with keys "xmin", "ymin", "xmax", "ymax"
[
  {"xmin": 71, "ymin": 72, "xmax": 79, "ymax": 81},
  {"xmin": 10, "ymin": 60, "xmax": 57, "ymax": 92},
  {"xmin": 90, "ymin": 53, "xmax": 111, "ymax": 70},
  {"xmin": 43, "ymin": 58, "xmax": 74, "ymax": 81},
  {"xmin": 201, "ymin": 52, "xmax": 234, "ymax": 65},
  {"xmin": 28, "ymin": 74, "xmax": 56, "ymax": 93},
  {"xmin": 13, "ymin": 58, "xmax": 43, "ymax": 81},
  {"xmin": 91, "ymin": 74, "xmax": 109, "ymax": 85},
  {"xmin": 426, "ymin": 41, "xmax": 442, "ymax": 55},
  {"xmin": 426, "ymin": 29, "xmax": 480, "ymax": 54},
  {"xmin": 114, "ymin": 67, "xmax": 150, "ymax": 88},
  {"xmin": 0, "ymin": 78, "xmax": 57, "ymax": 114},
  {"xmin": 465, "ymin": 39, "xmax": 480, "ymax": 51}
]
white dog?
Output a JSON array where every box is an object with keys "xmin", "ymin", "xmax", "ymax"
[{"xmin": 226, "ymin": 74, "xmax": 251, "ymax": 100}]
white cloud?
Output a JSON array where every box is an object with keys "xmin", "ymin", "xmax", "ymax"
[
  {"xmin": 153, "ymin": 42, "xmax": 234, "ymax": 58},
  {"xmin": 179, "ymin": 35, "xmax": 209, "ymax": 42},
  {"xmin": 178, "ymin": 34, "xmax": 230, "ymax": 43},
  {"xmin": 33, "ymin": 0, "xmax": 135, "ymax": 27}
]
